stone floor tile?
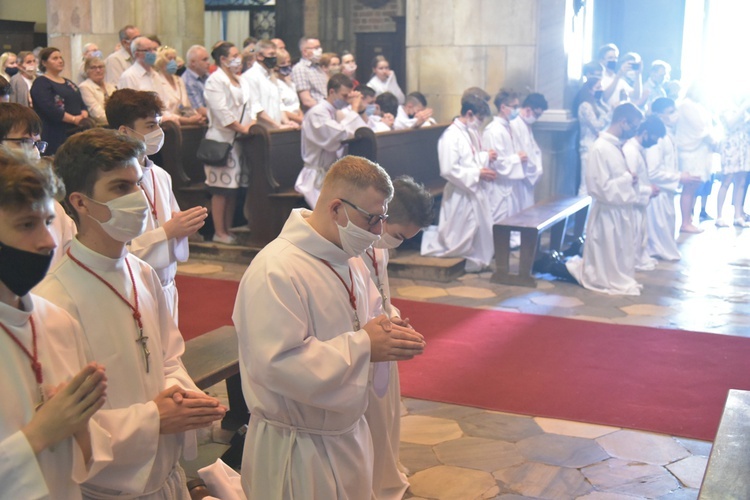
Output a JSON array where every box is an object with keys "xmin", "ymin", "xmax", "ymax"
[
  {"xmin": 434, "ymin": 436, "xmax": 524, "ymax": 472},
  {"xmin": 403, "ymin": 397, "xmax": 446, "ymax": 413},
  {"xmin": 529, "ymin": 294, "xmax": 584, "ymax": 308},
  {"xmin": 446, "ymin": 285, "xmax": 498, "ymax": 299},
  {"xmin": 610, "ymin": 315, "xmax": 673, "ymax": 328},
  {"xmin": 576, "ymin": 492, "xmax": 641, "ymax": 499},
  {"xmin": 656, "ymin": 488, "xmax": 699, "ymax": 500},
  {"xmin": 397, "ymin": 285, "xmax": 449, "ymax": 299},
  {"xmin": 400, "ymin": 415, "xmax": 463, "ymax": 445},
  {"xmin": 459, "ymin": 411, "xmax": 544, "ymax": 442},
  {"xmin": 596, "ymin": 430, "xmax": 690, "ymax": 465},
  {"xmin": 674, "ymin": 437, "xmax": 712, "ymax": 457},
  {"xmin": 409, "ymin": 465, "xmax": 500, "ymax": 499},
  {"xmin": 399, "ymin": 441, "xmax": 441, "ymax": 473},
  {"xmin": 620, "ymin": 304, "xmax": 675, "ymax": 316},
  {"xmin": 582, "ymin": 458, "xmax": 680, "ymax": 497},
  {"xmin": 516, "ymin": 434, "xmax": 609, "ymax": 468},
  {"xmin": 665, "ymin": 456, "xmax": 707, "ymax": 489},
  {"xmin": 517, "ymin": 304, "xmax": 588, "ymax": 317},
  {"xmin": 533, "ymin": 417, "xmax": 619, "ymax": 439},
  {"xmin": 409, "ymin": 401, "xmax": 487, "ymax": 420},
  {"xmin": 494, "ymin": 462, "xmax": 593, "ymax": 499},
  {"xmin": 177, "ymin": 263, "xmax": 224, "ymax": 275},
  {"xmin": 569, "ymin": 315, "xmax": 617, "ymax": 324},
  {"xmin": 535, "ymin": 280, "xmax": 556, "ymax": 290}
]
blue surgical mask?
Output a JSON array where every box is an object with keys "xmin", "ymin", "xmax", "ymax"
[
  {"xmin": 166, "ymin": 60, "xmax": 178, "ymax": 74},
  {"xmin": 365, "ymin": 104, "xmax": 377, "ymax": 116},
  {"xmin": 509, "ymin": 109, "xmax": 520, "ymax": 120},
  {"xmin": 333, "ymin": 98, "xmax": 348, "ymax": 110},
  {"xmin": 144, "ymin": 52, "xmax": 157, "ymax": 66},
  {"xmin": 90, "ymin": 50, "xmax": 103, "ymax": 59}
]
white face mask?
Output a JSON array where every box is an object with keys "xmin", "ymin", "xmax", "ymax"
[
  {"xmin": 374, "ymin": 231, "xmax": 403, "ymax": 249},
  {"xmin": 86, "ymin": 191, "xmax": 149, "ymax": 243},
  {"xmin": 521, "ymin": 114, "xmax": 537, "ymax": 125},
  {"xmin": 337, "ymin": 206, "xmax": 381, "ymax": 257},
  {"xmin": 311, "ymin": 48, "xmax": 323, "ymax": 63},
  {"xmin": 227, "ymin": 57, "xmax": 242, "ymax": 72},
  {"xmin": 129, "ymin": 127, "xmax": 164, "ymax": 156}
]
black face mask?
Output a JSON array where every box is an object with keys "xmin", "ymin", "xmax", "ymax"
[
  {"xmin": 593, "ymin": 90, "xmax": 603, "ymax": 101},
  {"xmin": 643, "ymin": 135, "xmax": 658, "ymax": 149},
  {"xmin": 0, "ymin": 240, "xmax": 53, "ymax": 297},
  {"xmin": 606, "ymin": 60, "xmax": 617, "ymax": 72},
  {"xmin": 407, "ymin": 113, "xmax": 416, "ymax": 119},
  {"xmin": 262, "ymin": 56, "xmax": 277, "ymax": 69},
  {"xmin": 5, "ymin": 66, "xmax": 19, "ymax": 77},
  {"xmin": 278, "ymin": 65, "xmax": 292, "ymax": 77}
]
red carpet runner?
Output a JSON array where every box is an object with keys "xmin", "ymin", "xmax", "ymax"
[
  {"xmin": 174, "ymin": 275, "xmax": 750, "ymax": 441},
  {"xmin": 392, "ymin": 298, "xmax": 750, "ymax": 441}
]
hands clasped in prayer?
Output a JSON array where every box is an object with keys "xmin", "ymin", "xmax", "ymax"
[
  {"xmin": 365, "ymin": 313, "xmax": 426, "ymax": 362},
  {"xmin": 157, "ymin": 385, "xmax": 226, "ymax": 434}
]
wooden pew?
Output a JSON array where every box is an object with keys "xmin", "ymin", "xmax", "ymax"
[
  {"xmin": 699, "ymin": 389, "xmax": 750, "ymax": 498},
  {"xmin": 491, "ymin": 195, "xmax": 591, "ymax": 287}
]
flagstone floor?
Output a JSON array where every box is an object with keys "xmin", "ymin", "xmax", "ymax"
[{"xmin": 179, "ymin": 214, "xmax": 750, "ymax": 499}]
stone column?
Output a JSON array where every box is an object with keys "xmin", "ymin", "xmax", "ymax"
[{"xmin": 46, "ymin": 0, "xmax": 204, "ymax": 81}]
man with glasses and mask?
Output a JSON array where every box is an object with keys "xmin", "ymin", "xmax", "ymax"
[
  {"xmin": 118, "ymin": 36, "xmax": 160, "ymax": 92},
  {"xmin": 105, "ymin": 25, "xmax": 140, "ymax": 86},
  {"xmin": 233, "ymin": 155, "xmax": 425, "ymax": 499}
]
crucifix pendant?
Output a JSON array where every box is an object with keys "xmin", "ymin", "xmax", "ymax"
[
  {"xmin": 136, "ymin": 328, "xmax": 151, "ymax": 373},
  {"xmin": 353, "ymin": 311, "xmax": 361, "ymax": 331},
  {"xmin": 34, "ymin": 386, "xmax": 45, "ymax": 412}
]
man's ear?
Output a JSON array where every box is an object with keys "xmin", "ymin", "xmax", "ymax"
[
  {"xmin": 67, "ymin": 192, "xmax": 89, "ymax": 217},
  {"xmin": 117, "ymin": 125, "xmax": 129, "ymax": 135}
]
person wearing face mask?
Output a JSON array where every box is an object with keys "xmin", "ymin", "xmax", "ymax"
[
  {"xmin": 76, "ymin": 42, "xmax": 102, "ymax": 83},
  {"xmin": 233, "ymin": 155, "xmax": 426, "ymax": 500},
  {"xmin": 511, "ymin": 92, "xmax": 548, "ymax": 211},
  {"xmin": 360, "ymin": 175, "xmax": 433, "ymax": 500},
  {"xmin": 0, "ymin": 51, "xmax": 17, "ymax": 82},
  {"xmin": 367, "ymin": 55, "xmax": 405, "ymax": 105},
  {"xmin": 421, "ymin": 93, "xmax": 498, "ymax": 272},
  {"xmin": 182, "ymin": 45, "xmax": 211, "ymax": 117},
  {"xmin": 394, "ymin": 91, "xmax": 436, "ymax": 130},
  {"xmin": 341, "ymin": 51, "xmax": 359, "ymax": 88},
  {"xmin": 292, "ymin": 36, "xmax": 328, "ymax": 111},
  {"xmin": 482, "ymin": 89, "xmax": 527, "ymax": 230},
  {"xmin": 319, "ymin": 52, "xmax": 342, "ymax": 79},
  {"xmin": 622, "ymin": 115, "xmax": 666, "ymax": 272},
  {"xmin": 0, "ymin": 148, "xmax": 110, "ymax": 500},
  {"xmin": 152, "ymin": 46, "xmax": 205, "ymax": 126},
  {"xmin": 296, "ymin": 73, "xmax": 368, "ymax": 208},
  {"xmin": 106, "ymin": 89, "xmax": 208, "ymax": 322},
  {"xmin": 204, "ymin": 41, "xmax": 256, "ymax": 245},
  {"xmin": 554, "ymin": 103, "xmax": 646, "ymax": 295},
  {"xmin": 644, "ymin": 60, "xmax": 670, "ymax": 112},
  {"xmin": 275, "ymin": 48, "xmax": 304, "ymax": 125},
  {"xmin": 241, "ymin": 39, "xmax": 296, "ymax": 129},
  {"xmin": 574, "ymin": 65, "xmax": 611, "ymax": 195},
  {"xmin": 9, "ymin": 51, "xmax": 39, "ymax": 107},
  {"xmin": 35, "ymin": 128, "xmax": 227, "ymax": 499},
  {"xmin": 355, "ymin": 84, "xmax": 378, "ymax": 126},
  {"xmin": 118, "ymin": 36, "xmax": 161, "ymax": 93},
  {"xmin": 371, "ymin": 91, "xmax": 398, "ymax": 132},
  {"xmin": 605, "ymin": 52, "xmax": 644, "ymax": 110}
]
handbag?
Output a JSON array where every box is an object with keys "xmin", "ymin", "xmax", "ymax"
[{"xmin": 197, "ymin": 103, "xmax": 246, "ymax": 167}]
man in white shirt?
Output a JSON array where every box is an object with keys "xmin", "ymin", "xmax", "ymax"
[
  {"xmin": 105, "ymin": 25, "xmax": 140, "ymax": 86},
  {"xmin": 241, "ymin": 39, "xmax": 294, "ymax": 129},
  {"xmin": 511, "ymin": 92, "xmax": 548, "ymax": 210},
  {"xmin": 372, "ymin": 91, "xmax": 398, "ymax": 132},
  {"xmin": 36, "ymin": 128, "xmax": 226, "ymax": 498},
  {"xmin": 421, "ymin": 93, "xmax": 498, "ymax": 272},
  {"xmin": 233, "ymin": 155, "xmax": 426, "ymax": 499},
  {"xmin": 296, "ymin": 73, "xmax": 367, "ymax": 208},
  {"xmin": 394, "ymin": 91, "xmax": 436, "ymax": 130},
  {"xmin": 118, "ymin": 36, "xmax": 160, "ymax": 92}
]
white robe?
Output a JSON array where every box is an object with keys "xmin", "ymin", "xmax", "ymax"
[
  {"xmin": 35, "ymin": 238, "xmax": 199, "ymax": 499},
  {"xmin": 675, "ymin": 98, "xmax": 714, "ymax": 182},
  {"xmin": 296, "ymin": 101, "xmax": 366, "ymax": 208},
  {"xmin": 50, "ymin": 201, "xmax": 77, "ymax": 269},
  {"xmin": 566, "ymin": 132, "xmax": 642, "ymax": 295},
  {"xmin": 511, "ymin": 116, "xmax": 543, "ymax": 210},
  {"xmin": 0, "ymin": 295, "xmax": 110, "ymax": 500},
  {"xmin": 645, "ymin": 132, "xmax": 682, "ymax": 260},
  {"xmin": 127, "ymin": 159, "xmax": 189, "ymax": 323},
  {"xmin": 361, "ymin": 248, "xmax": 409, "ymax": 500},
  {"xmin": 482, "ymin": 116, "xmax": 525, "ymax": 222},
  {"xmin": 393, "ymin": 106, "xmax": 436, "ymax": 131},
  {"xmin": 421, "ymin": 118, "xmax": 494, "ymax": 272},
  {"xmin": 232, "ymin": 209, "xmax": 381, "ymax": 500},
  {"xmin": 623, "ymin": 138, "xmax": 657, "ymax": 271},
  {"xmin": 366, "ymin": 73, "xmax": 405, "ymax": 105}
]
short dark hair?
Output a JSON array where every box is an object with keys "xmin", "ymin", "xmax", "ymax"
[
  {"xmin": 327, "ymin": 73, "xmax": 353, "ymax": 93},
  {"xmin": 388, "ymin": 176, "xmax": 434, "ymax": 228},
  {"xmin": 462, "ymin": 87, "xmax": 490, "ymax": 102},
  {"xmin": 582, "ymin": 61, "xmax": 604, "ymax": 78},
  {"xmin": 376, "ymin": 92, "xmax": 399, "ymax": 116},
  {"xmin": 38, "ymin": 47, "xmax": 60, "ymax": 74},
  {"xmin": 651, "ymin": 97, "xmax": 676, "ymax": 115},
  {"xmin": 356, "ymin": 85, "xmax": 376, "ymax": 99},
  {"xmin": 612, "ymin": 102, "xmax": 643, "ymax": 124},
  {"xmin": 105, "ymin": 89, "xmax": 165, "ymax": 129},
  {"xmin": 0, "ymin": 103, "xmax": 42, "ymax": 139},
  {"xmin": 0, "ymin": 149, "xmax": 62, "ymax": 212},
  {"xmin": 638, "ymin": 115, "xmax": 666, "ymax": 139},
  {"xmin": 119, "ymin": 25, "xmax": 137, "ymax": 42},
  {"xmin": 54, "ymin": 128, "xmax": 145, "ymax": 223},
  {"xmin": 406, "ymin": 92, "xmax": 427, "ymax": 107},
  {"xmin": 597, "ymin": 43, "xmax": 618, "ymax": 61},
  {"xmin": 211, "ymin": 42, "xmax": 235, "ymax": 63},
  {"xmin": 461, "ymin": 94, "xmax": 491, "ymax": 118},
  {"xmin": 493, "ymin": 89, "xmax": 519, "ymax": 111},
  {"xmin": 523, "ymin": 93, "xmax": 548, "ymax": 111}
]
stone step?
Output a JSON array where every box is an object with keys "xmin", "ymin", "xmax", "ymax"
[
  {"xmin": 189, "ymin": 241, "xmax": 259, "ymax": 265},
  {"xmin": 387, "ymin": 250, "xmax": 465, "ymax": 283}
]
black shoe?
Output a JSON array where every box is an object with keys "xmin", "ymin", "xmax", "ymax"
[
  {"xmin": 699, "ymin": 211, "xmax": 713, "ymax": 222},
  {"xmin": 532, "ymin": 252, "xmax": 554, "ymax": 274},
  {"xmin": 562, "ymin": 236, "xmax": 585, "ymax": 257}
]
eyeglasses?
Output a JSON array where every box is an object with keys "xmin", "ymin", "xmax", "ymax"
[
  {"xmin": 2, "ymin": 138, "xmax": 48, "ymax": 153},
  {"xmin": 340, "ymin": 198, "xmax": 388, "ymax": 227},
  {"xmin": 88, "ymin": 65, "xmax": 105, "ymax": 71},
  {"xmin": 136, "ymin": 48, "xmax": 156, "ymax": 53}
]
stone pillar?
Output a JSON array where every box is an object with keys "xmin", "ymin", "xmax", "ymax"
[{"xmin": 46, "ymin": 0, "xmax": 204, "ymax": 81}]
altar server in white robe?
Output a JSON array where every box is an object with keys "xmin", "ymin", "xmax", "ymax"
[
  {"xmin": 233, "ymin": 156, "xmax": 426, "ymax": 499},
  {"xmin": 421, "ymin": 94, "xmax": 497, "ymax": 272},
  {"xmin": 362, "ymin": 176, "xmax": 433, "ymax": 500},
  {"xmin": 106, "ymin": 89, "xmax": 208, "ymax": 323},
  {"xmin": 393, "ymin": 91, "xmax": 436, "ymax": 131},
  {"xmin": 622, "ymin": 116, "xmax": 665, "ymax": 271},
  {"xmin": 35, "ymin": 129, "xmax": 226, "ymax": 499},
  {"xmin": 0, "ymin": 150, "xmax": 109, "ymax": 499},
  {"xmin": 296, "ymin": 73, "xmax": 367, "ymax": 208},
  {"xmin": 511, "ymin": 92, "xmax": 548, "ymax": 210},
  {"xmin": 565, "ymin": 103, "xmax": 645, "ymax": 295},
  {"xmin": 482, "ymin": 90, "xmax": 528, "ymax": 223}
]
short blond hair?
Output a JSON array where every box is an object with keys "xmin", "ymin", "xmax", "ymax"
[
  {"xmin": 319, "ymin": 52, "xmax": 339, "ymax": 69},
  {"xmin": 322, "ymin": 155, "xmax": 393, "ymax": 201}
]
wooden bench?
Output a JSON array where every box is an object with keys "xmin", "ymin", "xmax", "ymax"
[
  {"xmin": 491, "ymin": 195, "xmax": 591, "ymax": 287},
  {"xmin": 699, "ymin": 389, "xmax": 750, "ymax": 499}
]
